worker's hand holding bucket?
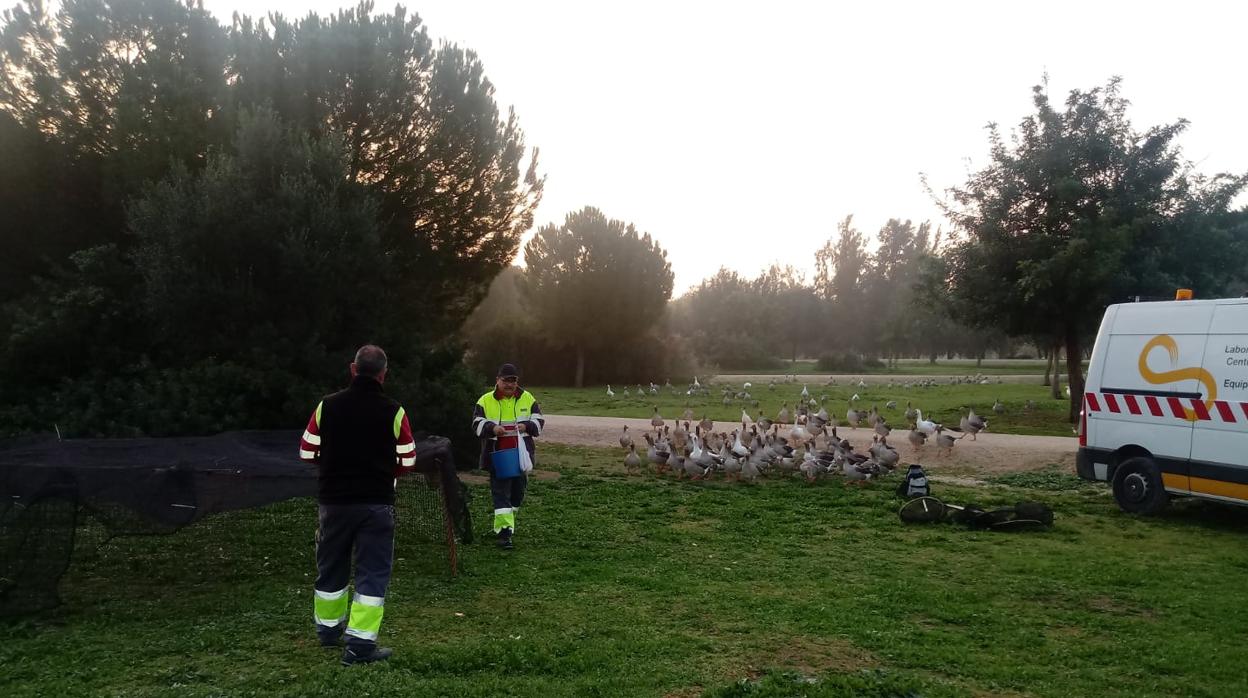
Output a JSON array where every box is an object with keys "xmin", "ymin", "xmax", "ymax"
[{"xmin": 490, "ymin": 422, "xmax": 525, "ymax": 478}]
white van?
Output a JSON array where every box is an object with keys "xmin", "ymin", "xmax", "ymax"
[{"xmin": 1077, "ymin": 293, "xmax": 1248, "ymax": 513}]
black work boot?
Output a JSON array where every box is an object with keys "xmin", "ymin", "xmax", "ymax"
[
  {"xmin": 341, "ymin": 645, "xmax": 393, "ymax": 666},
  {"xmin": 497, "ymin": 527, "xmax": 514, "ymax": 550},
  {"xmin": 318, "ymin": 627, "xmax": 344, "ymax": 648}
]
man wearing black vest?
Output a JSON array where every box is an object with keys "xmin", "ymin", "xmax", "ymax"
[{"xmin": 299, "ymin": 345, "xmax": 417, "ymax": 666}]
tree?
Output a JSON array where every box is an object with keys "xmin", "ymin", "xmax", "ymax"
[
  {"xmin": 523, "ymin": 207, "xmax": 673, "ymax": 387},
  {"xmin": 227, "ymin": 3, "xmax": 544, "ymax": 334},
  {"xmin": 0, "ymin": 0, "xmax": 228, "ymax": 300},
  {"xmin": 129, "ymin": 109, "xmax": 390, "ymax": 367},
  {"xmin": 0, "ymin": 0, "xmax": 539, "ymax": 443},
  {"xmin": 812, "ymin": 216, "xmax": 871, "ymax": 352},
  {"xmin": 937, "ymin": 77, "xmax": 1248, "ymax": 421},
  {"xmin": 672, "ymin": 269, "xmax": 778, "ymax": 370}
]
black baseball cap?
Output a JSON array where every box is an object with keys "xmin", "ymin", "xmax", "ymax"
[{"xmin": 497, "ymin": 363, "xmax": 520, "ymax": 378}]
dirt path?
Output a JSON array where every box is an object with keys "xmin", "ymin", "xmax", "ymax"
[{"xmin": 542, "ymin": 413, "xmax": 1077, "ymax": 475}]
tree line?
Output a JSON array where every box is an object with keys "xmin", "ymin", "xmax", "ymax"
[
  {"xmin": 1, "ymin": 1, "xmax": 1245, "ymax": 434},
  {"xmin": 467, "ymin": 80, "xmax": 1248, "ymax": 425}
]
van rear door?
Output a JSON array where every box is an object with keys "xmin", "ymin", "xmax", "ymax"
[
  {"xmin": 1094, "ymin": 302, "xmax": 1216, "ymax": 494},
  {"xmin": 1192, "ymin": 302, "xmax": 1248, "ymax": 502}
]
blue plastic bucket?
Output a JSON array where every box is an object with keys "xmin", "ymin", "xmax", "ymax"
[{"xmin": 491, "ymin": 447, "xmax": 522, "ymax": 479}]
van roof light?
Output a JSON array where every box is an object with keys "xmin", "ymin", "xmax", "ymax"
[{"xmin": 1175, "ymin": 288, "xmax": 1193, "ymax": 300}]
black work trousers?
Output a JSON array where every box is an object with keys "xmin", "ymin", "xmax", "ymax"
[{"xmin": 314, "ymin": 503, "xmax": 395, "ymax": 650}]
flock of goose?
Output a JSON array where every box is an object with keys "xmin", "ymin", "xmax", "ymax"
[
  {"xmin": 606, "ymin": 373, "xmax": 1011, "ymax": 403},
  {"xmin": 613, "ymin": 377, "xmax": 1021, "ymax": 485}
]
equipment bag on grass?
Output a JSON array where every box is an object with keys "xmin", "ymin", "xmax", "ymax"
[{"xmin": 899, "ymin": 497, "xmax": 1054, "ymax": 531}]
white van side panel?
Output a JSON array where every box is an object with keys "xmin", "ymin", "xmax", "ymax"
[
  {"xmin": 1082, "ymin": 306, "xmax": 1118, "ymax": 449},
  {"xmin": 1091, "ymin": 325, "xmax": 1212, "ymax": 463},
  {"xmin": 1190, "ymin": 303, "xmax": 1248, "ymax": 498},
  {"xmin": 1109, "ymin": 301, "xmax": 1217, "ymax": 335}
]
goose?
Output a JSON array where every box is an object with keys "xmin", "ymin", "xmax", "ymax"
[
  {"xmin": 857, "ymin": 379, "xmax": 868, "ymax": 389},
  {"xmin": 866, "ymin": 406, "xmax": 881, "ymax": 427},
  {"xmin": 693, "ymin": 431, "xmax": 722, "ymax": 469},
  {"xmin": 699, "ymin": 414, "xmax": 714, "ymax": 434},
  {"xmin": 935, "ymin": 425, "xmax": 962, "ymax": 457},
  {"xmin": 618, "ymin": 425, "xmax": 633, "ymax": 450},
  {"xmin": 873, "ymin": 420, "xmax": 891, "ymax": 438},
  {"xmin": 914, "ymin": 409, "xmax": 937, "ymax": 435},
  {"xmin": 622, "ymin": 387, "xmax": 631, "ymax": 397},
  {"xmin": 766, "ymin": 431, "xmax": 794, "ymax": 460},
  {"xmin": 740, "ymin": 456, "xmax": 761, "ymax": 482},
  {"xmin": 671, "ymin": 421, "xmax": 690, "ymax": 452},
  {"xmin": 789, "ymin": 419, "xmax": 813, "ymax": 447},
  {"xmin": 850, "ymin": 393, "xmax": 860, "ymax": 402},
  {"xmin": 623, "ymin": 444, "xmax": 641, "ymax": 473},
  {"xmin": 756, "ymin": 411, "xmax": 773, "ymax": 432},
  {"xmin": 842, "ymin": 457, "xmax": 874, "ymax": 484},
  {"xmin": 741, "ymin": 409, "xmax": 753, "ymax": 425},
  {"xmin": 904, "ymin": 401, "xmax": 918, "ymax": 424},
  {"xmin": 846, "ymin": 403, "xmax": 862, "ymax": 429},
  {"xmin": 799, "ymin": 448, "xmax": 820, "ymax": 483},
  {"xmin": 681, "ymin": 406, "xmax": 695, "ymax": 422},
  {"xmin": 801, "ymin": 384, "xmax": 810, "ymax": 400},
  {"xmin": 885, "ymin": 400, "xmax": 897, "ymax": 410},
  {"xmin": 644, "ymin": 432, "xmax": 669, "ymax": 470},
  {"xmin": 777, "ymin": 403, "xmax": 791, "ymax": 425},
  {"xmin": 743, "ymin": 381, "xmax": 753, "ymax": 390},
  {"xmin": 682, "ymin": 438, "xmax": 706, "ymax": 479},
  {"xmin": 992, "ymin": 398, "xmax": 1005, "ymax": 415},
  {"xmin": 731, "ymin": 429, "xmax": 751, "ymax": 458},
  {"xmin": 872, "ymin": 436, "xmax": 900, "ymax": 470},
  {"xmin": 723, "ymin": 449, "xmax": 743, "ymax": 480},
  {"xmin": 606, "ymin": 384, "xmax": 615, "ymax": 398},
  {"xmin": 907, "ymin": 428, "xmax": 927, "ymax": 452},
  {"xmin": 650, "ymin": 407, "xmax": 664, "ymax": 431},
  {"xmin": 666, "ymin": 448, "xmax": 684, "ymax": 474},
  {"xmin": 1024, "ymin": 399, "xmax": 1036, "ymax": 412},
  {"xmin": 962, "ymin": 409, "xmax": 988, "ymax": 440}
]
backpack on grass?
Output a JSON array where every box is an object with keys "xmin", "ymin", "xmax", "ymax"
[{"xmin": 896, "ymin": 464, "xmax": 930, "ymax": 499}]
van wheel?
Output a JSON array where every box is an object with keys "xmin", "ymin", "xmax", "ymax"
[{"xmin": 1112, "ymin": 456, "xmax": 1169, "ymax": 515}]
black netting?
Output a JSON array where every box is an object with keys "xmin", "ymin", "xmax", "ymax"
[{"xmin": 0, "ymin": 430, "xmax": 471, "ymax": 617}]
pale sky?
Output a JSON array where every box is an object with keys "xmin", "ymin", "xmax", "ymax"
[{"xmin": 205, "ymin": 0, "xmax": 1248, "ymax": 293}]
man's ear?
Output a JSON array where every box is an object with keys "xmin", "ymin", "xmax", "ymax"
[{"xmin": 349, "ymin": 363, "xmax": 359, "ymax": 377}]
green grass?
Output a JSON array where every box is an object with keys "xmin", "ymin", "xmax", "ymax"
[
  {"xmin": 719, "ymin": 359, "xmax": 1083, "ymax": 376},
  {"xmin": 536, "ymin": 382, "xmax": 1077, "ymax": 437},
  {"xmin": 6, "ymin": 445, "xmax": 1248, "ymax": 696}
]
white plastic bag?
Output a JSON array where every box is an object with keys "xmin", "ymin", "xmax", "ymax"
[{"xmin": 518, "ymin": 438, "xmax": 534, "ymax": 473}]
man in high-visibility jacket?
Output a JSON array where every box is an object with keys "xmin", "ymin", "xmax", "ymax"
[
  {"xmin": 300, "ymin": 345, "xmax": 416, "ymax": 666},
  {"xmin": 472, "ymin": 363, "xmax": 544, "ymax": 550}
]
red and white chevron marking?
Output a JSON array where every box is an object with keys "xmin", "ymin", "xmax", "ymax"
[{"xmin": 1085, "ymin": 392, "xmax": 1248, "ymax": 423}]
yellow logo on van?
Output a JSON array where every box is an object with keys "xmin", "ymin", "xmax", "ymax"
[{"xmin": 1138, "ymin": 334, "xmax": 1216, "ymax": 421}]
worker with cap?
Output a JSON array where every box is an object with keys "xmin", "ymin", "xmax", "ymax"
[{"xmin": 471, "ymin": 363, "xmax": 544, "ymax": 549}]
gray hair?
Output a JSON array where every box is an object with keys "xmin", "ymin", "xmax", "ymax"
[{"xmin": 353, "ymin": 344, "xmax": 388, "ymax": 378}]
